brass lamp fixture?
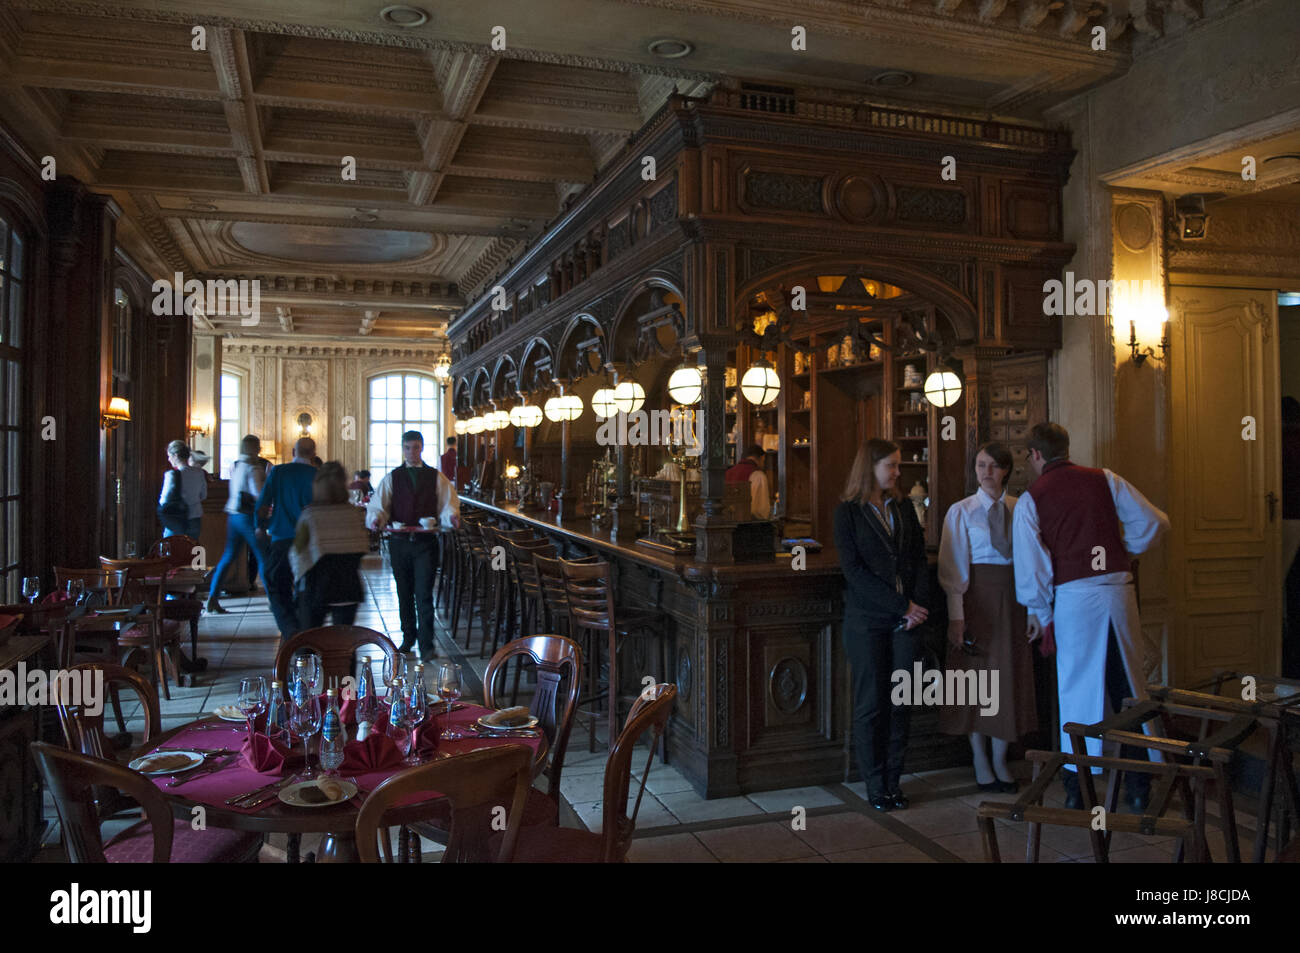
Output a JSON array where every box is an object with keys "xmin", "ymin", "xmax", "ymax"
[{"xmin": 102, "ymin": 396, "xmax": 131, "ymax": 430}]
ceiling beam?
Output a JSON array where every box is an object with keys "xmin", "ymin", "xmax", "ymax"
[{"xmin": 209, "ymin": 28, "xmax": 269, "ymax": 194}]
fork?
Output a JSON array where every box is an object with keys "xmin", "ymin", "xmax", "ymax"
[{"xmin": 166, "ymin": 754, "xmax": 236, "ymax": 788}]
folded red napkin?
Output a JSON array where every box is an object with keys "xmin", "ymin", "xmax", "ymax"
[
  {"xmin": 241, "ymin": 733, "xmax": 294, "ymax": 775},
  {"xmin": 340, "ymin": 733, "xmax": 402, "ymax": 773}
]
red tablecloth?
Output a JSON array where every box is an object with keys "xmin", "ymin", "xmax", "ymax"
[{"xmin": 145, "ymin": 704, "xmax": 543, "ymax": 814}]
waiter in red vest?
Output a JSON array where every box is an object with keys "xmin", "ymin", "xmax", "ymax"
[
  {"xmin": 725, "ymin": 444, "xmax": 772, "ymax": 519},
  {"xmin": 1012, "ymin": 422, "xmax": 1169, "ymax": 810},
  {"xmin": 366, "ymin": 430, "xmax": 460, "ymax": 657},
  {"xmin": 440, "ymin": 436, "xmax": 459, "ymax": 490}
]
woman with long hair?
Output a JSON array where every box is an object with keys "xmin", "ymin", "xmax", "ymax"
[
  {"xmin": 834, "ymin": 437, "xmax": 930, "ymax": 811},
  {"xmin": 937, "ymin": 442, "xmax": 1037, "ymax": 791},
  {"xmin": 289, "ymin": 462, "xmax": 370, "ymax": 630}
]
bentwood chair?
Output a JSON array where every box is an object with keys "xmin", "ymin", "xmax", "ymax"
[
  {"xmin": 274, "ymin": 625, "xmax": 398, "ymax": 688},
  {"xmin": 31, "ymin": 742, "xmax": 264, "ymax": 863},
  {"xmin": 100, "ymin": 557, "xmax": 181, "ymax": 701},
  {"xmin": 148, "ymin": 535, "xmax": 204, "ymax": 661},
  {"xmin": 561, "ymin": 558, "xmax": 668, "ymax": 753},
  {"xmin": 507, "ymin": 683, "xmax": 677, "ymax": 863},
  {"xmin": 356, "ymin": 745, "xmax": 533, "ymax": 863},
  {"xmin": 407, "ymin": 634, "xmax": 583, "ymax": 854},
  {"xmin": 56, "ymin": 661, "xmax": 162, "ymax": 821}
]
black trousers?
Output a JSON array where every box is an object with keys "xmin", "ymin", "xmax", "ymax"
[
  {"xmin": 844, "ymin": 620, "xmax": 918, "ymax": 799},
  {"xmin": 389, "ymin": 534, "xmax": 439, "ymax": 655},
  {"xmin": 264, "ymin": 538, "xmax": 299, "ymax": 641},
  {"xmin": 1063, "ymin": 625, "xmax": 1150, "ymax": 797}
]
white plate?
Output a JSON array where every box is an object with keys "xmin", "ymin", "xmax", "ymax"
[
  {"xmin": 278, "ymin": 779, "xmax": 358, "ymax": 808},
  {"xmin": 213, "ymin": 705, "xmax": 245, "ymax": 722},
  {"xmin": 129, "ymin": 750, "xmax": 206, "ymax": 776},
  {"xmin": 477, "ymin": 712, "xmax": 539, "ymax": 731}
]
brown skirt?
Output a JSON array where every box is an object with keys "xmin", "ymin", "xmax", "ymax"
[{"xmin": 938, "ymin": 563, "xmax": 1037, "ymax": 741}]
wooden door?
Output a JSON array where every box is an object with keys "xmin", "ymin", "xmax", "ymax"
[{"xmin": 1169, "ymin": 286, "xmax": 1281, "ymax": 686}]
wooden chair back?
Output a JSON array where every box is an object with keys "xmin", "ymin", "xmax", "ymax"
[
  {"xmin": 98, "ymin": 557, "xmax": 171, "ymax": 613},
  {"xmin": 561, "ymin": 558, "xmax": 615, "ymax": 635},
  {"xmin": 507, "ymin": 540, "xmax": 555, "ymax": 596},
  {"xmin": 149, "ymin": 535, "xmax": 200, "ymax": 570},
  {"xmin": 598, "ymin": 682, "xmax": 676, "ymax": 862},
  {"xmin": 57, "ymin": 662, "xmax": 161, "ymax": 761},
  {"xmin": 275, "ymin": 625, "xmax": 398, "ymax": 687},
  {"xmin": 356, "ymin": 744, "xmax": 533, "ymax": 863},
  {"xmin": 30, "ymin": 741, "xmax": 175, "ymax": 863},
  {"xmin": 53, "ymin": 567, "xmax": 127, "ymax": 606},
  {"xmin": 483, "ymin": 634, "xmax": 582, "ymax": 802}
]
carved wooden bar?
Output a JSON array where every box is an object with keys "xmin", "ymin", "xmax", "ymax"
[{"xmin": 448, "ymin": 90, "xmax": 1074, "ymax": 796}]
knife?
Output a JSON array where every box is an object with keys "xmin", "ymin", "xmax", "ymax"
[{"xmin": 166, "ymin": 753, "xmax": 235, "ymax": 788}]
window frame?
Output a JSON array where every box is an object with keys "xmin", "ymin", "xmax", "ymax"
[{"xmin": 365, "ymin": 371, "xmax": 442, "ymax": 477}]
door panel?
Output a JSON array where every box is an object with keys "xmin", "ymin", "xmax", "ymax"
[{"xmin": 1169, "ymin": 286, "xmax": 1280, "ymax": 686}]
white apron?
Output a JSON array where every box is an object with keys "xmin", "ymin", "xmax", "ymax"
[{"xmin": 1054, "ymin": 576, "xmax": 1162, "ymax": 773}]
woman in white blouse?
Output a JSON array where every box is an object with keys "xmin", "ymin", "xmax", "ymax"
[{"xmin": 937, "ymin": 442, "xmax": 1038, "ymax": 792}]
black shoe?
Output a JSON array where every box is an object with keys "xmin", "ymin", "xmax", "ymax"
[
  {"xmin": 996, "ymin": 779, "xmax": 1019, "ymax": 794},
  {"xmin": 869, "ymin": 795, "xmax": 895, "ymax": 812},
  {"xmin": 890, "ymin": 791, "xmax": 909, "ymax": 810},
  {"xmin": 977, "ymin": 779, "xmax": 1002, "ymax": 792},
  {"xmin": 397, "ymin": 640, "xmax": 416, "ymax": 653}
]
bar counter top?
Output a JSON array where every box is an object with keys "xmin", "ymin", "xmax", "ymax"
[{"xmin": 459, "ymin": 497, "xmax": 846, "ymax": 582}]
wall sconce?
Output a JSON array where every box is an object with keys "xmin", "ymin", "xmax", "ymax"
[
  {"xmin": 262, "ymin": 440, "xmax": 277, "ymax": 462},
  {"xmin": 1122, "ymin": 302, "xmax": 1170, "ymax": 367},
  {"xmin": 102, "ymin": 396, "xmax": 131, "ymax": 430},
  {"xmin": 187, "ymin": 412, "xmax": 212, "ymax": 439},
  {"xmin": 297, "ymin": 412, "xmax": 313, "ymax": 436}
]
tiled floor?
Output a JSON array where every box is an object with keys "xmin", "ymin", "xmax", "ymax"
[{"xmin": 39, "ymin": 555, "xmax": 1272, "ymax": 863}]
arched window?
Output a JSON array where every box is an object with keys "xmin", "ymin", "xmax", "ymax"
[
  {"xmin": 0, "ymin": 216, "xmax": 25, "ymax": 600},
  {"xmin": 368, "ymin": 373, "xmax": 440, "ymax": 475},
  {"xmin": 218, "ymin": 372, "xmax": 242, "ymax": 477}
]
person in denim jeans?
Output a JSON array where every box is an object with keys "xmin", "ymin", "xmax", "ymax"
[{"xmin": 206, "ymin": 435, "xmax": 270, "ymax": 614}]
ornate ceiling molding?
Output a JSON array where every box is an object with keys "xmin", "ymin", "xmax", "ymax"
[{"xmin": 222, "ymin": 340, "xmax": 447, "ymax": 357}]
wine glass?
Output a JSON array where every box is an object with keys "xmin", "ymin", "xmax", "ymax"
[
  {"xmin": 289, "ymin": 693, "xmax": 322, "ymax": 780},
  {"xmin": 237, "ymin": 676, "xmax": 268, "ymax": 741},
  {"xmin": 124, "ymin": 542, "xmax": 137, "ymax": 559},
  {"xmin": 301, "ymin": 653, "xmax": 323, "ymax": 697},
  {"xmin": 157, "ymin": 539, "xmax": 171, "ymax": 560},
  {"xmin": 402, "ymin": 684, "xmax": 428, "ymax": 766},
  {"xmin": 21, "ymin": 577, "xmax": 39, "ymax": 605},
  {"xmin": 66, "ymin": 578, "xmax": 85, "ymax": 605},
  {"xmin": 437, "ymin": 662, "xmax": 462, "ymax": 715},
  {"xmin": 382, "ymin": 652, "xmax": 409, "ymax": 697}
]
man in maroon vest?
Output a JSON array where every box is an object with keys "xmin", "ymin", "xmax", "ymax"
[
  {"xmin": 725, "ymin": 444, "xmax": 772, "ymax": 519},
  {"xmin": 440, "ymin": 437, "xmax": 459, "ymax": 491},
  {"xmin": 1012, "ymin": 422, "xmax": 1169, "ymax": 810},
  {"xmin": 366, "ymin": 430, "xmax": 460, "ymax": 657}
]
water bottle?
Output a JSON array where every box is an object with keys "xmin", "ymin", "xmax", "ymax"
[
  {"xmin": 355, "ymin": 655, "xmax": 374, "ymax": 742},
  {"xmin": 319, "ymin": 688, "xmax": 345, "ymax": 776},
  {"xmin": 290, "ymin": 657, "xmax": 310, "ymax": 708},
  {"xmin": 265, "ymin": 680, "xmax": 289, "ymax": 744},
  {"xmin": 409, "ymin": 662, "xmax": 426, "ymax": 707}
]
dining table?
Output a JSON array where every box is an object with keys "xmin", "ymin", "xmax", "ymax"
[{"xmin": 141, "ymin": 701, "xmax": 548, "ymax": 863}]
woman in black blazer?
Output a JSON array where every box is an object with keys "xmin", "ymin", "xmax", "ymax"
[{"xmin": 834, "ymin": 437, "xmax": 930, "ymax": 811}]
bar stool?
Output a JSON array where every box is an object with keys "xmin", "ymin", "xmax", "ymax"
[
  {"xmin": 451, "ymin": 518, "xmax": 491, "ymax": 650},
  {"xmin": 483, "ymin": 527, "xmax": 546, "ymax": 658},
  {"xmin": 561, "ymin": 558, "xmax": 669, "ymax": 754}
]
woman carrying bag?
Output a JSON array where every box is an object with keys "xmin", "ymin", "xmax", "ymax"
[
  {"xmin": 834, "ymin": 438, "xmax": 930, "ymax": 812},
  {"xmin": 158, "ymin": 440, "xmax": 206, "ymax": 537},
  {"xmin": 289, "ymin": 462, "xmax": 370, "ymax": 631}
]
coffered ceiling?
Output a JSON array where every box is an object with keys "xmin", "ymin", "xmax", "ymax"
[{"xmin": 0, "ymin": 0, "xmax": 1228, "ymax": 342}]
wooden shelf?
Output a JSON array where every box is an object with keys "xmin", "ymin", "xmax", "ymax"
[{"xmin": 819, "ymin": 361, "xmax": 884, "ymax": 378}]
